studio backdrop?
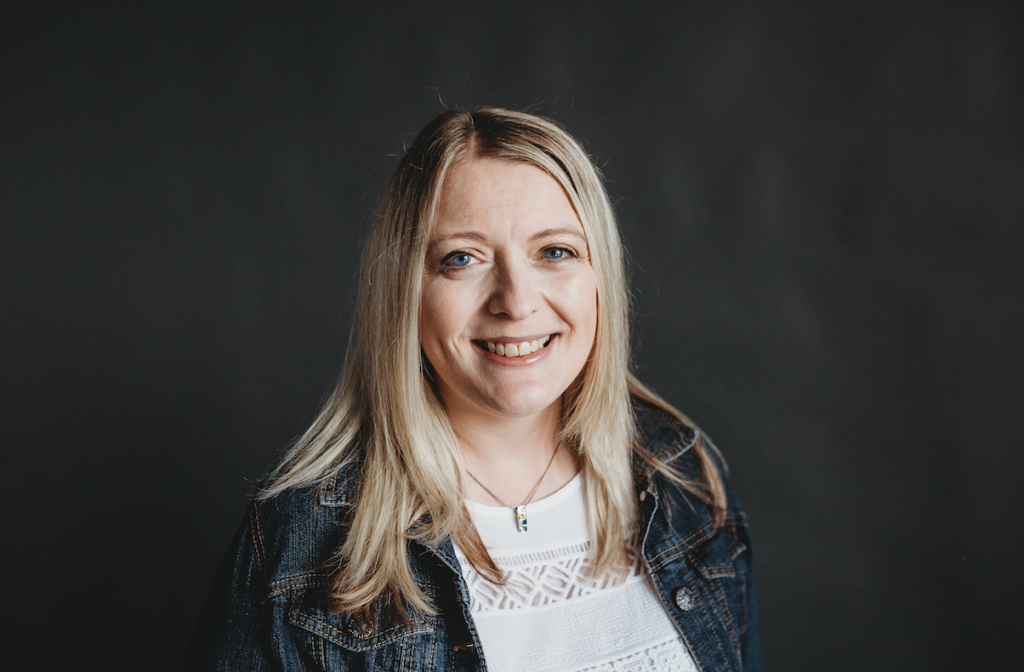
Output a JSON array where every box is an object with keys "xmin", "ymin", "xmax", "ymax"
[{"xmin": 2, "ymin": 1, "xmax": 1022, "ymax": 669}]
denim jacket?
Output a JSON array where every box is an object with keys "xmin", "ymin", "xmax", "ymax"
[{"xmin": 187, "ymin": 402, "xmax": 763, "ymax": 671}]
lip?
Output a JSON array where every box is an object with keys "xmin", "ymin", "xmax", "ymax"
[
  {"xmin": 474, "ymin": 333, "xmax": 553, "ymax": 346},
  {"xmin": 473, "ymin": 334, "xmax": 556, "ymax": 365}
]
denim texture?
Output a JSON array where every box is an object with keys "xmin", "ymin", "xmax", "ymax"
[{"xmin": 187, "ymin": 402, "xmax": 763, "ymax": 671}]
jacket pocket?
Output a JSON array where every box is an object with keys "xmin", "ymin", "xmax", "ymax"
[
  {"xmin": 686, "ymin": 518, "xmax": 750, "ymax": 645},
  {"xmin": 282, "ymin": 579, "xmax": 438, "ymax": 671}
]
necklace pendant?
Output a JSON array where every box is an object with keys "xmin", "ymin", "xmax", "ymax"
[{"xmin": 515, "ymin": 505, "xmax": 528, "ymax": 533}]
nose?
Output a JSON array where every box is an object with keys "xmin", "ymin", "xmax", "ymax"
[{"xmin": 487, "ymin": 257, "xmax": 539, "ymax": 320}]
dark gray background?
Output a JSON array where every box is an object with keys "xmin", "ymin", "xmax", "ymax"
[{"xmin": 3, "ymin": 1, "xmax": 1021, "ymax": 669}]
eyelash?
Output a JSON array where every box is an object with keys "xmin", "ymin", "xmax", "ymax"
[
  {"xmin": 439, "ymin": 246, "xmax": 579, "ymax": 272},
  {"xmin": 439, "ymin": 252, "xmax": 474, "ymax": 270},
  {"xmin": 543, "ymin": 246, "xmax": 579, "ymax": 261}
]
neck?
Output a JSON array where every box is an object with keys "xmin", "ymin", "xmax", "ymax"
[{"xmin": 447, "ymin": 401, "xmax": 578, "ymax": 506}]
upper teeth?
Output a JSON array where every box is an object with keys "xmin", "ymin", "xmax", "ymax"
[{"xmin": 486, "ymin": 335, "xmax": 551, "ymax": 357}]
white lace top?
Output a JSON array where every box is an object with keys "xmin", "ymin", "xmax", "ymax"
[{"xmin": 453, "ymin": 473, "xmax": 698, "ymax": 672}]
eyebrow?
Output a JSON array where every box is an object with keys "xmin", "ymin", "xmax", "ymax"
[
  {"xmin": 428, "ymin": 231, "xmax": 489, "ymax": 247},
  {"xmin": 429, "ymin": 227, "xmax": 587, "ymax": 247},
  {"xmin": 529, "ymin": 227, "xmax": 588, "ymax": 243}
]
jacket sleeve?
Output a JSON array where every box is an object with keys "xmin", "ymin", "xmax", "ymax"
[
  {"xmin": 718, "ymin": 448, "xmax": 764, "ymax": 672},
  {"xmin": 705, "ymin": 433, "xmax": 765, "ymax": 672},
  {"xmin": 185, "ymin": 501, "xmax": 277, "ymax": 671},
  {"xmin": 735, "ymin": 513, "xmax": 763, "ymax": 671}
]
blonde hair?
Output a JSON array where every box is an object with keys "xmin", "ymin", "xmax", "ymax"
[{"xmin": 261, "ymin": 108, "xmax": 726, "ymax": 619}]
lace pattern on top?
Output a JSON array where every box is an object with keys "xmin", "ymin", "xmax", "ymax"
[
  {"xmin": 574, "ymin": 637, "xmax": 697, "ymax": 672},
  {"xmin": 456, "ymin": 538, "xmax": 644, "ymax": 611}
]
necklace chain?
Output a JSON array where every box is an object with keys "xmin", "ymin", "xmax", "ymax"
[{"xmin": 465, "ymin": 442, "xmax": 560, "ymax": 533}]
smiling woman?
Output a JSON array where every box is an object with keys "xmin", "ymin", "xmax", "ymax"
[
  {"xmin": 421, "ymin": 159, "xmax": 598, "ymax": 426},
  {"xmin": 187, "ymin": 108, "xmax": 763, "ymax": 671}
]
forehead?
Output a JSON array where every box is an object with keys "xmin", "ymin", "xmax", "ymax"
[{"xmin": 432, "ymin": 158, "xmax": 583, "ymax": 237}]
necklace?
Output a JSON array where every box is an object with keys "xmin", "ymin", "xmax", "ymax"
[{"xmin": 465, "ymin": 442, "xmax": 561, "ymax": 533}]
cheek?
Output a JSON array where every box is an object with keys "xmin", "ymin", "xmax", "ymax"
[
  {"xmin": 419, "ymin": 283, "xmax": 465, "ymax": 354},
  {"xmin": 566, "ymin": 272, "xmax": 599, "ymax": 334},
  {"xmin": 419, "ymin": 297, "xmax": 445, "ymax": 357}
]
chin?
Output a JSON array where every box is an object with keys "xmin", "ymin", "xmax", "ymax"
[{"xmin": 477, "ymin": 389, "xmax": 562, "ymax": 419}]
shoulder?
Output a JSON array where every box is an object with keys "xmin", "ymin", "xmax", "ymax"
[
  {"xmin": 631, "ymin": 396, "xmax": 711, "ymax": 487},
  {"xmin": 630, "ymin": 396, "xmax": 745, "ymax": 518},
  {"xmin": 249, "ymin": 458, "xmax": 362, "ymax": 590},
  {"xmin": 632, "ymin": 398, "xmax": 700, "ymax": 464}
]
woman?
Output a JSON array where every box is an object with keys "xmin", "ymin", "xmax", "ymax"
[{"xmin": 188, "ymin": 108, "xmax": 762, "ymax": 671}]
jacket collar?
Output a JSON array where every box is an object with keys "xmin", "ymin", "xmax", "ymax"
[{"xmin": 631, "ymin": 402, "xmax": 700, "ymax": 483}]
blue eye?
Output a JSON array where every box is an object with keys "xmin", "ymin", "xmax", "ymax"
[
  {"xmin": 544, "ymin": 247, "xmax": 573, "ymax": 260},
  {"xmin": 444, "ymin": 253, "xmax": 473, "ymax": 268}
]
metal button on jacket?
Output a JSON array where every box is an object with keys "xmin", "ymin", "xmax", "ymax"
[{"xmin": 674, "ymin": 587, "xmax": 696, "ymax": 611}]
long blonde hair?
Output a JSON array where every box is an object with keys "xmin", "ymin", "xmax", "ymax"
[{"xmin": 261, "ymin": 108, "xmax": 726, "ymax": 619}]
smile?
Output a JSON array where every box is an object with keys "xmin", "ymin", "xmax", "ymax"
[{"xmin": 477, "ymin": 335, "xmax": 553, "ymax": 358}]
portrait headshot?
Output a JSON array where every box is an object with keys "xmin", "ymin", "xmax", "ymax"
[{"xmin": 2, "ymin": 2, "xmax": 1021, "ymax": 670}]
